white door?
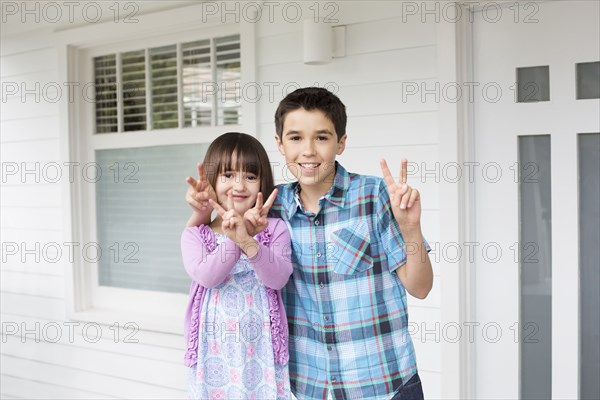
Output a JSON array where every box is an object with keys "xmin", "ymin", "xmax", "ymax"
[{"xmin": 472, "ymin": 1, "xmax": 599, "ymax": 399}]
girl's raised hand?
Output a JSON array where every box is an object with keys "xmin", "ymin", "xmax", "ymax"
[
  {"xmin": 243, "ymin": 188, "xmax": 278, "ymax": 236},
  {"xmin": 380, "ymin": 158, "xmax": 422, "ymax": 231},
  {"xmin": 185, "ymin": 163, "xmax": 216, "ymax": 214},
  {"xmin": 208, "ymin": 193, "xmax": 251, "ymax": 245}
]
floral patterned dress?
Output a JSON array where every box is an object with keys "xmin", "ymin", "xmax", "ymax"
[{"xmin": 187, "ymin": 232, "xmax": 291, "ymax": 400}]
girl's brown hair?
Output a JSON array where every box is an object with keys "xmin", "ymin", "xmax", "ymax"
[{"xmin": 203, "ymin": 132, "xmax": 274, "ymax": 202}]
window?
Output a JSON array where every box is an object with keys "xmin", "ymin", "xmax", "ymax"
[
  {"xmin": 516, "ymin": 66, "xmax": 550, "ymax": 103},
  {"xmin": 578, "ymin": 133, "xmax": 600, "ymax": 398},
  {"xmin": 72, "ymin": 24, "xmax": 252, "ymax": 333},
  {"xmin": 518, "ymin": 135, "xmax": 552, "ymax": 399},
  {"xmin": 93, "ymin": 34, "xmax": 241, "ymax": 134},
  {"xmin": 95, "ymin": 144, "xmax": 208, "ymax": 295},
  {"xmin": 576, "ymin": 61, "xmax": 600, "ymax": 100}
]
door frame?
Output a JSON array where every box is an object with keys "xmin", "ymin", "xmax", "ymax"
[
  {"xmin": 462, "ymin": 1, "xmax": 595, "ymax": 398},
  {"xmin": 436, "ymin": 3, "xmax": 474, "ymax": 399}
]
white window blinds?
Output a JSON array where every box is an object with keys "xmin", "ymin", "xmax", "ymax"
[
  {"xmin": 93, "ymin": 34, "xmax": 241, "ymax": 133},
  {"xmin": 94, "ymin": 55, "xmax": 118, "ymax": 134}
]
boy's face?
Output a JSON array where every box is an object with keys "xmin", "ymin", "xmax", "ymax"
[{"xmin": 275, "ymin": 108, "xmax": 347, "ymax": 194}]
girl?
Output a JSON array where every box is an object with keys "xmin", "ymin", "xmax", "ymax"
[{"xmin": 181, "ymin": 132, "xmax": 292, "ymax": 400}]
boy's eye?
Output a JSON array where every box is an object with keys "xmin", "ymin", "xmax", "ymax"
[
  {"xmin": 317, "ymin": 135, "xmax": 329, "ymax": 141},
  {"xmin": 288, "ymin": 136, "xmax": 300, "ymax": 141}
]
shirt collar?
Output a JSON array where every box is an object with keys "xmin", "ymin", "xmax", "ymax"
[{"xmin": 283, "ymin": 161, "xmax": 349, "ymax": 219}]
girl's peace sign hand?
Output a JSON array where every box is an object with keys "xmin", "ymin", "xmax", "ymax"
[
  {"xmin": 185, "ymin": 163, "xmax": 216, "ymax": 213},
  {"xmin": 209, "ymin": 193, "xmax": 251, "ymax": 245},
  {"xmin": 243, "ymin": 188, "xmax": 278, "ymax": 236},
  {"xmin": 380, "ymin": 158, "xmax": 422, "ymax": 231}
]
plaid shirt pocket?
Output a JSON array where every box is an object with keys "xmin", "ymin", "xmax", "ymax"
[{"xmin": 330, "ymin": 220, "xmax": 373, "ymax": 275}]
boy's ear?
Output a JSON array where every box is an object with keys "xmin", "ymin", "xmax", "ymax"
[
  {"xmin": 274, "ymin": 135, "xmax": 285, "ymax": 156},
  {"xmin": 336, "ymin": 134, "xmax": 348, "ymax": 155}
]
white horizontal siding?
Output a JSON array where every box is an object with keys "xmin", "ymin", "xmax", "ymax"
[
  {"xmin": 255, "ymin": 1, "xmax": 422, "ymax": 38},
  {"xmin": 256, "ymin": 50, "xmax": 437, "ymax": 123},
  {"xmin": 0, "ymin": 314, "xmax": 183, "ymax": 357},
  {"xmin": 0, "ymin": 270, "xmax": 65, "ymax": 298},
  {"xmin": 0, "ymin": 47, "xmax": 58, "ymax": 77},
  {"xmin": 1, "ymin": 292, "xmax": 66, "ymax": 320},
  {"xmin": 1, "ymin": 184, "xmax": 62, "ymax": 208},
  {"xmin": 0, "ymin": 138, "xmax": 61, "ymax": 162},
  {"xmin": 0, "ymin": 206, "xmax": 62, "ymax": 230},
  {"xmin": 0, "ymin": 115, "xmax": 60, "ymax": 142},
  {"xmin": 1, "ymin": 355, "xmax": 185, "ymax": 400},
  {"xmin": 1, "ymin": 335, "xmax": 184, "ymax": 390},
  {"xmin": 1, "ymin": 374, "xmax": 118, "ymax": 400},
  {"xmin": 0, "ymin": 40, "xmax": 187, "ymax": 399}
]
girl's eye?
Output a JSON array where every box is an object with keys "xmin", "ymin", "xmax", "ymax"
[
  {"xmin": 222, "ymin": 172, "xmax": 233, "ymax": 179},
  {"xmin": 246, "ymin": 175, "xmax": 258, "ymax": 181}
]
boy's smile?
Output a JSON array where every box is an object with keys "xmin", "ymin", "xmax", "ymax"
[{"xmin": 275, "ymin": 108, "xmax": 347, "ymax": 199}]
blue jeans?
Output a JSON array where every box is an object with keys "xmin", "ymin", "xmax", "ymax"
[{"xmin": 391, "ymin": 373, "xmax": 424, "ymax": 400}]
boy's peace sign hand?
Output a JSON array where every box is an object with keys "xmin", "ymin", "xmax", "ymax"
[
  {"xmin": 243, "ymin": 188, "xmax": 278, "ymax": 236},
  {"xmin": 185, "ymin": 163, "xmax": 216, "ymax": 213},
  {"xmin": 209, "ymin": 193, "xmax": 251, "ymax": 245},
  {"xmin": 380, "ymin": 159, "xmax": 422, "ymax": 231}
]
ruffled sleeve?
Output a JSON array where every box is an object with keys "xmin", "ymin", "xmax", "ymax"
[
  {"xmin": 255, "ymin": 219, "xmax": 292, "ymax": 365},
  {"xmin": 181, "ymin": 224, "xmax": 241, "ymax": 288},
  {"xmin": 182, "ymin": 225, "xmax": 216, "ymax": 367},
  {"xmin": 248, "ymin": 219, "xmax": 293, "ymax": 290}
]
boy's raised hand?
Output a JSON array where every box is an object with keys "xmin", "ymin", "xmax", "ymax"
[
  {"xmin": 185, "ymin": 163, "xmax": 216, "ymax": 214},
  {"xmin": 243, "ymin": 188, "xmax": 278, "ymax": 236},
  {"xmin": 380, "ymin": 159, "xmax": 422, "ymax": 231}
]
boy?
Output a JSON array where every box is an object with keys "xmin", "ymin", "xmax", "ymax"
[{"xmin": 185, "ymin": 87, "xmax": 433, "ymax": 399}]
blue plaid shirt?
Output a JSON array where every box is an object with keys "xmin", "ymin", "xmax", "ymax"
[{"xmin": 272, "ymin": 162, "xmax": 430, "ymax": 400}]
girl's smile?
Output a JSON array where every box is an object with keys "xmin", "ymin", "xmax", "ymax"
[{"xmin": 214, "ymin": 167, "xmax": 260, "ymax": 216}]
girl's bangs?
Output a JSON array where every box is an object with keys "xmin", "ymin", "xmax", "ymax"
[{"xmin": 218, "ymin": 144, "xmax": 261, "ymax": 176}]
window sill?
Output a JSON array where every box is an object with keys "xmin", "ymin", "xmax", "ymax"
[
  {"xmin": 70, "ymin": 307, "xmax": 182, "ymax": 336},
  {"xmin": 69, "ymin": 287, "xmax": 188, "ymax": 336}
]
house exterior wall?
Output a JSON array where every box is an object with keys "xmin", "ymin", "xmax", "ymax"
[{"xmin": 0, "ymin": 2, "xmax": 446, "ymax": 398}]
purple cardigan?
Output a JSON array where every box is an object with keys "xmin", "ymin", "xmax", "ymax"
[{"xmin": 181, "ymin": 218, "xmax": 292, "ymax": 367}]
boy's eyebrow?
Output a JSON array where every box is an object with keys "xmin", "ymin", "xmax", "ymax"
[{"xmin": 284, "ymin": 129, "xmax": 334, "ymax": 136}]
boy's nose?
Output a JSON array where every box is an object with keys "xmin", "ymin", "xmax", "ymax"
[{"xmin": 303, "ymin": 140, "xmax": 316, "ymax": 156}]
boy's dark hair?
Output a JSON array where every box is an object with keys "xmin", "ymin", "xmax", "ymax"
[
  {"xmin": 203, "ymin": 132, "xmax": 274, "ymax": 199},
  {"xmin": 274, "ymin": 87, "xmax": 347, "ymax": 141}
]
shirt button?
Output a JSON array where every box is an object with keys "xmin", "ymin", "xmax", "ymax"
[
  {"xmin": 319, "ymin": 282, "xmax": 325, "ymax": 289},
  {"xmin": 327, "ymin": 345, "xmax": 333, "ymax": 351},
  {"xmin": 314, "ymin": 220, "xmax": 320, "ymax": 225},
  {"xmin": 331, "ymin": 376, "xmax": 337, "ymax": 382},
  {"xmin": 316, "ymin": 252, "xmax": 322, "ymax": 258},
  {"xmin": 324, "ymin": 315, "xmax": 329, "ymax": 321}
]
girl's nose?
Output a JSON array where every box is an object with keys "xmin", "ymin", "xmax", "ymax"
[{"xmin": 232, "ymin": 177, "xmax": 244, "ymax": 191}]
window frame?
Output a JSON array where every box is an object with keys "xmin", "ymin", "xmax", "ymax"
[{"xmin": 66, "ymin": 17, "xmax": 257, "ymax": 334}]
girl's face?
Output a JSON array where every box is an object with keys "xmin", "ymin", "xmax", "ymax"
[{"xmin": 214, "ymin": 153, "xmax": 261, "ymax": 215}]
